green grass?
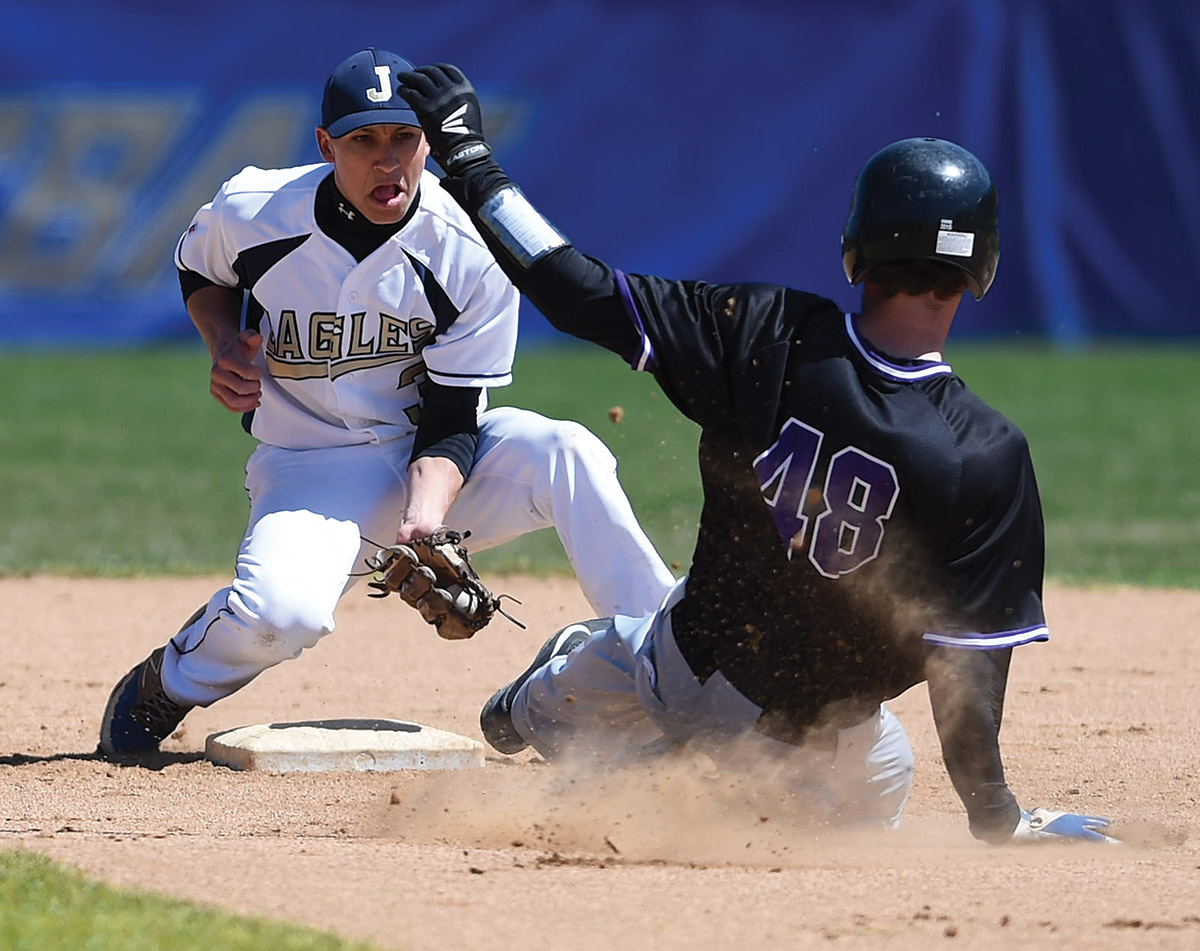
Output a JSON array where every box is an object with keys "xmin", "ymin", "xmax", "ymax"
[
  {"xmin": 0, "ymin": 350, "xmax": 254, "ymax": 574},
  {"xmin": 483, "ymin": 345, "xmax": 703, "ymax": 575},
  {"xmin": 950, "ymin": 343, "xmax": 1200, "ymax": 588},
  {"xmin": 0, "ymin": 342, "xmax": 1197, "ymax": 587},
  {"xmin": 0, "ymin": 342, "xmax": 1195, "ymax": 942},
  {"xmin": 0, "ymin": 850, "xmax": 388, "ymax": 951}
]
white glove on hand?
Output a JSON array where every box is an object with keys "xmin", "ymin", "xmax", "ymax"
[{"xmin": 1011, "ymin": 807, "xmax": 1119, "ymax": 844}]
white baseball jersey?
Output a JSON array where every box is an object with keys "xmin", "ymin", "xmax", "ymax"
[{"xmin": 175, "ymin": 164, "xmax": 518, "ymax": 449}]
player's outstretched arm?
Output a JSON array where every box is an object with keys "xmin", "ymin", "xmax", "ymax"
[
  {"xmin": 926, "ymin": 645, "xmax": 1022, "ymax": 843},
  {"xmin": 927, "ymin": 646, "xmax": 1118, "ymax": 845}
]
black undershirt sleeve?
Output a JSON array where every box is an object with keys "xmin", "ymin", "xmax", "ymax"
[
  {"xmin": 926, "ymin": 646, "xmax": 1021, "ymax": 842},
  {"xmin": 409, "ymin": 380, "xmax": 481, "ymax": 478}
]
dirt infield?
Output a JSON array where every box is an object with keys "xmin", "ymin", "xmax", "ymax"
[{"xmin": 2, "ymin": 576, "xmax": 1199, "ymax": 950}]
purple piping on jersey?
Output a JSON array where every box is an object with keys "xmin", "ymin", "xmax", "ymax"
[
  {"xmin": 922, "ymin": 624, "xmax": 1050, "ymax": 650},
  {"xmin": 843, "ymin": 313, "xmax": 953, "ymax": 381},
  {"xmin": 614, "ymin": 268, "xmax": 655, "ymax": 371}
]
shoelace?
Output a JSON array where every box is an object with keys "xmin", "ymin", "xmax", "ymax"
[{"xmin": 133, "ymin": 687, "xmax": 189, "ymax": 735}]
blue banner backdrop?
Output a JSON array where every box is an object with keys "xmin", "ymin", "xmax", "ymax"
[{"xmin": 0, "ymin": 0, "xmax": 1197, "ymax": 345}]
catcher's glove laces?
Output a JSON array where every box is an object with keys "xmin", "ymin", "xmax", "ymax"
[{"xmin": 359, "ymin": 530, "xmax": 524, "ymax": 638}]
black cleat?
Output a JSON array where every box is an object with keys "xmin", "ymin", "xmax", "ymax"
[
  {"xmin": 99, "ymin": 646, "xmax": 193, "ymax": 757},
  {"xmin": 479, "ymin": 619, "xmax": 601, "ymax": 754}
]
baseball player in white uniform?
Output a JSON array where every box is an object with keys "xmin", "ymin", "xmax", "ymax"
[{"xmin": 98, "ymin": 48, "xmax": 675, "ymax": 756}]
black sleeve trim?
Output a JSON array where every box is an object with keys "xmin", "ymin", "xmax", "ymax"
[
  {"xmin": 427, "ymin": 368, "xmax": 511, "ymax": 380},
  {"xmin": 178, "ymin": 267, "xmax": 218, "ymax": 304}
]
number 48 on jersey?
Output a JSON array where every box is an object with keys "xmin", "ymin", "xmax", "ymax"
[{"xmin": 753, "ymin": 417, "xmax": 900, "ymax": 579}]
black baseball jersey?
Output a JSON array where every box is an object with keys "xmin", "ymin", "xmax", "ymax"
[{"xmin": 519, "ymin": 254, "xmax": 1047, "ymax": 735}]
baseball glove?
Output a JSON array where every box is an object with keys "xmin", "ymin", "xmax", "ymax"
[{"xmin": 365, "ymin": 528, "xmax": 507, "ymax": 640}]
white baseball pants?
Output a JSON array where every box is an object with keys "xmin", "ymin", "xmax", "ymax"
[
  {"xmin": 512, "ymin": 578, "xmax": 914, "ymax": 828},
  {"xmin": 160, "ymin": 406, "xmax": 675, "ymax": 706}
]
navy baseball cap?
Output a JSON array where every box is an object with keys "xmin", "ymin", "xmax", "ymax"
[{"xmin": 321, "ymin": 48, "xmax": 421, "ymax": 137}]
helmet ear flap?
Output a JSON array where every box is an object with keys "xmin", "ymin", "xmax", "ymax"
[{"xmin": 841, "ymin": 137, "xmax": 999, "ymax": 300}]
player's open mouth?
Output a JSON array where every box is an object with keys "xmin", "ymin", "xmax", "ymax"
[{"xmin": 371, "ymin": 183, "xmax": 403, "ymax": 204}]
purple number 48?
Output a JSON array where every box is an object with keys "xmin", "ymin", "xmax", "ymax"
[{"xmin": 752, "ymin": 417, "xmax": 900, "ymax": 578}]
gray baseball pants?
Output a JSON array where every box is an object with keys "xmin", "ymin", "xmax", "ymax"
[{"xmin": 511, "ymin": 578, "xmax": 914, "ymax": 827}]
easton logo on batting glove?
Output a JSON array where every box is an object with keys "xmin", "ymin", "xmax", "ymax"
[{"xmin": 397, "ymin": 63, "xmax": 493, "ymax": 175}]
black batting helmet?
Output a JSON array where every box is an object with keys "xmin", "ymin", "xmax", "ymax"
[{"xmin": 841, "ymin": 137, "xmax": 999, "ymax": 300}]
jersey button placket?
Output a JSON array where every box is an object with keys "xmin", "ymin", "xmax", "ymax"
[{"xmin": 329, "ymin": 287, "xmax": 357, "ymax": 429}]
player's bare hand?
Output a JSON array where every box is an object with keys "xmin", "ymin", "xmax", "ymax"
[
  {"xmin": 397, "ymin": 517, "xmax": 447, "ymax": 545},
  {"xmin": 210, "ymin": 329, "xmax": 264, "ymax": 413},
  {"xmin": 397, "ymin": 456, "xmax": 465, "ymax": 544}
]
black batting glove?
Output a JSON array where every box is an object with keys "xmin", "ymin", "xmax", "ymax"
[{"xmin": 398, "ymin": 64, "xmax": 493, "ymax": 176}]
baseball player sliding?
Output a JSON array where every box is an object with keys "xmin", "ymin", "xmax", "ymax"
[
  {"xmin": 394, "ymin": 64, "xmax": 1119, "ymax": 844},
  {"xmin": 98, "ymin": 48, "xmax": 674, "ymax": 757}
]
